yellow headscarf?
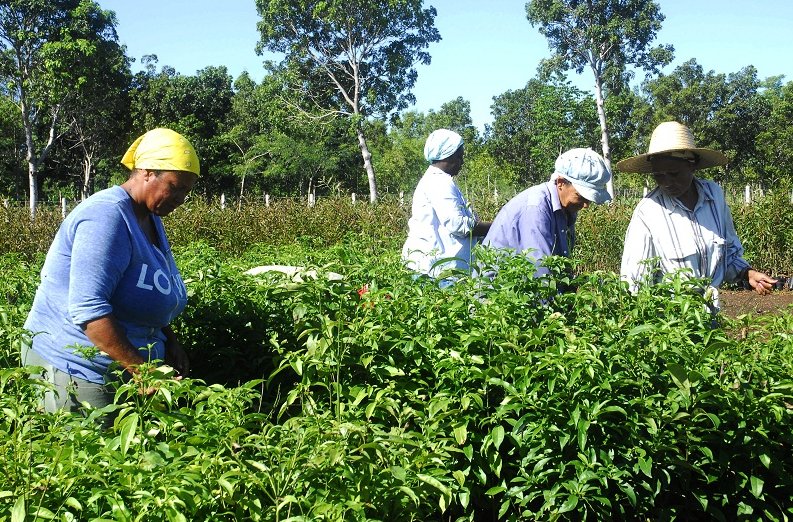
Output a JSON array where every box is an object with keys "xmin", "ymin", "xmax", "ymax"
[{"xmin": 121, "ymin": 128, "xmax": 200, "ymax": 176}]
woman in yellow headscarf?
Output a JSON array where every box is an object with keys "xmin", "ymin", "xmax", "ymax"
[{"xmin": 22, "ymin": 128, "xmax": 200, "ymax": 420}]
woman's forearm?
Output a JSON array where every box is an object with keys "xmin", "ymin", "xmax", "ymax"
[{"xmin": 83, "ymin": 315, "xmax": 146, "ymax": 373}]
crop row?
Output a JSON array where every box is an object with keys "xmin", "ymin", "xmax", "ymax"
[{"xmin": 1, "ymin": 243, "xmax": 793, "ymax": 519}]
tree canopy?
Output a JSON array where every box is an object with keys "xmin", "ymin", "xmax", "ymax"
[
  {"xmin": 526, "ymin": 0, "xmax": 674, "ymax": 195},
  {"xmin": 0, "ymin": 2, "xmax": 791, "ymax": 207},
  {"xmin": 255, "ymin": 0, "xmax": 441, "ymax": 202}
]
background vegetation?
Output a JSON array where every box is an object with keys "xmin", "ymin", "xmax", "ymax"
[
  {"xmin": 4, "ymin": 191, "xmax": 793, "ymax": 276},
  {"xmin": 3, "ymin": 1, "xmax": 793, "ymax": 517},
  {"xmin": 1, "ymin": 1, "xmax": 791, "ymax": 211}
]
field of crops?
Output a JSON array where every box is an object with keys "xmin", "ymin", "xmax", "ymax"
[{"xmin": 2, "ymin": 197, "xmax": 793, "ymax": 520}]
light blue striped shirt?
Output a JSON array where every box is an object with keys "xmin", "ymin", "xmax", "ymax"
[{"xmin": 621, "ymin": 178, "xmax": 750, "ymax": 295}]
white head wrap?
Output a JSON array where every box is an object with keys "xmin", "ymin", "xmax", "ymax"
[{"xmin": 424, "ymin": 129, "xmax": 464, "ymax": 162}]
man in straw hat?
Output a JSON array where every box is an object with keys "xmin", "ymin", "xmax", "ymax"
[
  {"xmin": 483, "ymin": 147, "xmax": 612, "ymax": 278},
  {"xmin": 618, "ymin": 121, "xmax": 775, "ymax": 307}
]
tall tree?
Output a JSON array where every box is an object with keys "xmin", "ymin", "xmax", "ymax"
[
  {"xmin": 0, "ymin": 0, "xmax": 121, "ymax": 215},
  {"xmin": 129, "ymin": 61, "xmax": 236, "ymax": 193},
  {"xmin": 255, "ymin": 0, "xmax": 440, "ymax": 202},
  {"xmin": 425, "ymin": 97, "xmax": 480, "ymax": 150},
  {"xmin": 62, "ymin": 33, "xmax": 131, "ymax": 199},
  {"xmin": 0, "ymin": 93, "xmax": 25, "ymax": 198},
  {"xmin": 526, "ymin": 0, "xmax": 673, "ymax": 196},
  {"xmin": 487, "ymin": 79, "xmax": 598, "ymax": 184},
  {"xmin": 756, "ymin": 78, "xmax": 793, "ymax": 185}
]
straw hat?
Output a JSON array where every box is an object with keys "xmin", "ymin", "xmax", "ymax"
[{"xmin": 616, "ymin": 121, "xmax": 728, "ymax": 173}]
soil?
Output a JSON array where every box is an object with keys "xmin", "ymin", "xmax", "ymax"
[{"xmin": 719, "ymin": 289, "xmax": 793, "ymax": 318}]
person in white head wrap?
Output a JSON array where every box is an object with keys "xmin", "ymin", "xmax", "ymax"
[
  {"xmin": 402, "ymin": 129, "xmax": 491, "ymax": 280},
  {"xmin": 483, "ymin": 148, "xmax": 611, "ymax": 278}
]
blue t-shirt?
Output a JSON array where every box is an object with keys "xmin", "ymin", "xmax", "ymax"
[
  {"xmin": 483, "ymin": 181, "xmax": 577, "ymax": 276},
  {"xmin": 24, "ymin": 186, "xmax": 188, "ymax": 384}
]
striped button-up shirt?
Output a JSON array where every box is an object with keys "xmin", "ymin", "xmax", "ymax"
[{"xmin": 621, "ymin": 178, "xmax": 750, "ymax": 295}]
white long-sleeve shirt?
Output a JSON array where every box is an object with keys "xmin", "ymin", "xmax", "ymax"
[
  {"xmin": 402, "ymin": 165, "xmax": 478, "ymax": 277},
  {"xmin": 621, "ymin": 178, "xmax": 750, "ymax": 295}
]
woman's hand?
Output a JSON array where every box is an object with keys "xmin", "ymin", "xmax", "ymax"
[{"xmin": 748, "ymin": 269, "xmax": 777, "ymax": 295}]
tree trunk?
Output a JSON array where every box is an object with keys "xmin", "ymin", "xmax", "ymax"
[
  {"xmin": 21, "ymin": 102, "xmax": 60, "ymax": 218},
  {"xmin": 238, "ymin": 172, "xmax": 246, "ymax": 211},
  {"xmin": 81, "ymin": 156, "xmax": 92, "ymax": 201},
  {"xmin": 593, "ymin": 75, "xmax": 615, "ymax": 200},
  {"xmin": 28, "ymin": 163, "xmax": 38, "ymax": 219},
  {"xmin": 356, "ymin": 126, "xmax": 378, "ymax": 203}
]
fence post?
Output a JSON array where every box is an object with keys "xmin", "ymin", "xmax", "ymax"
[
  {"xmin": 351, "ymin": 192, "xmax": 356, "ymax": 204},
  {"xmin": 61, "ymin": 197, "xmax": 67, "ymax": 218},
  {"xmin": 744, "ymin": 184, "xmax": 751, "ymax": 205},
  {"xmin": 220, "ymin": 193, "xmax": 226, "ymax": 209},
  {"xmin": 265, "ymin": 193, "xmax": 270, "ymax": 207}
]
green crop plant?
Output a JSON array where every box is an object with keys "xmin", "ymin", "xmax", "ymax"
[{"xmin": 1, "ymin": 234, "xmax": 793, "ymax": 520}]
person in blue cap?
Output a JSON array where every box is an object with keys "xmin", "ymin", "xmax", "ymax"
[
  {"xmin": 402, "ymin": 129, "xmax": 491, "ymax": 280},
  {"xmin": 483, "ymin": 148, "xmax": 612, "ymax": 277}
]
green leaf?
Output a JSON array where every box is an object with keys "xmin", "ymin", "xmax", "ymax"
[
  {"xmin": 667, "ymin": 363, "xmax": 690, "ymax": 394},
  {"xmin": 119, "ymin": 412, "xmax": 139, "ymax": 456},
  {"xmin": 453, "ymin": 423, "xmax": 468, "ymax": 445},
  {"xmin": 750, "ymin": 476, "xmax": 764, "ymax": 498},
  {"xmin": 218, "ymin": 477, "xmax": 235, "ymax": 496},
  {"xmin": 462, "ymin": 444, "xmax": 474, "ymax": 461},
  {"xmin": 291, "ymin": 358, "xmax": 303, "ymax": 376},
  {"xmin": 627, "ymin": 324, "xmax": 655, "ymax": 337},
  {"xmin": 32, "ymin": 507, "xmax": 55, "ymax": 520},
  {"xmin": 577, "ymin": 419, "xmax": 590, "ymax": 450},
  {"xmin": 417, "ymin": 473, "xmax": 450, "ymax": 497},
  {"xmin": 485, "ymin": 486, "xmax": 506, "ymax": 496},
  {"xmin": 558, "ymin": 495, "xmax": 579, "ymax": 513},
  {"xmin": 365, "ymin": 400, "xmax": 377, "ymax": 419},
  {"xmin": 638, "ymin": 456, "xmax": 652, "ymax": 477},
  {"xmin": 498, "ymin": 498, "xmax": 511, "ymax": 518},
  {"xmin": 491, "ymin": 425, "xmax": 505, "ymax": 450},
  {"xmin": 622, "ymin": 484, "xmax": 637, "ymax": 507},
  {"xmin": 458, "ymin": 489, "xmax": 470, "ymax": 509},
  {"xmin": 390, "ymin": 465, "xmax": 407, "ymax": 482},
  {"xmin": 11, "ymin": 496, "xmax": 24, "ymax": 522},
  {"xmin": 65, "ymin": 497, "xmax": 82, "ymax": 511},
  {"xmin": 399, "ymin": 486, "xmax": 419, "ymax": 506},
  {"xmin": 759, "ymin": 453, "xmax": 771, "ymax": 469}
]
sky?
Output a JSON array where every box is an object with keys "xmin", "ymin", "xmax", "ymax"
[{"xmin": 98, "ymin": 0, "xmax": 793, "ymax": 131}]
